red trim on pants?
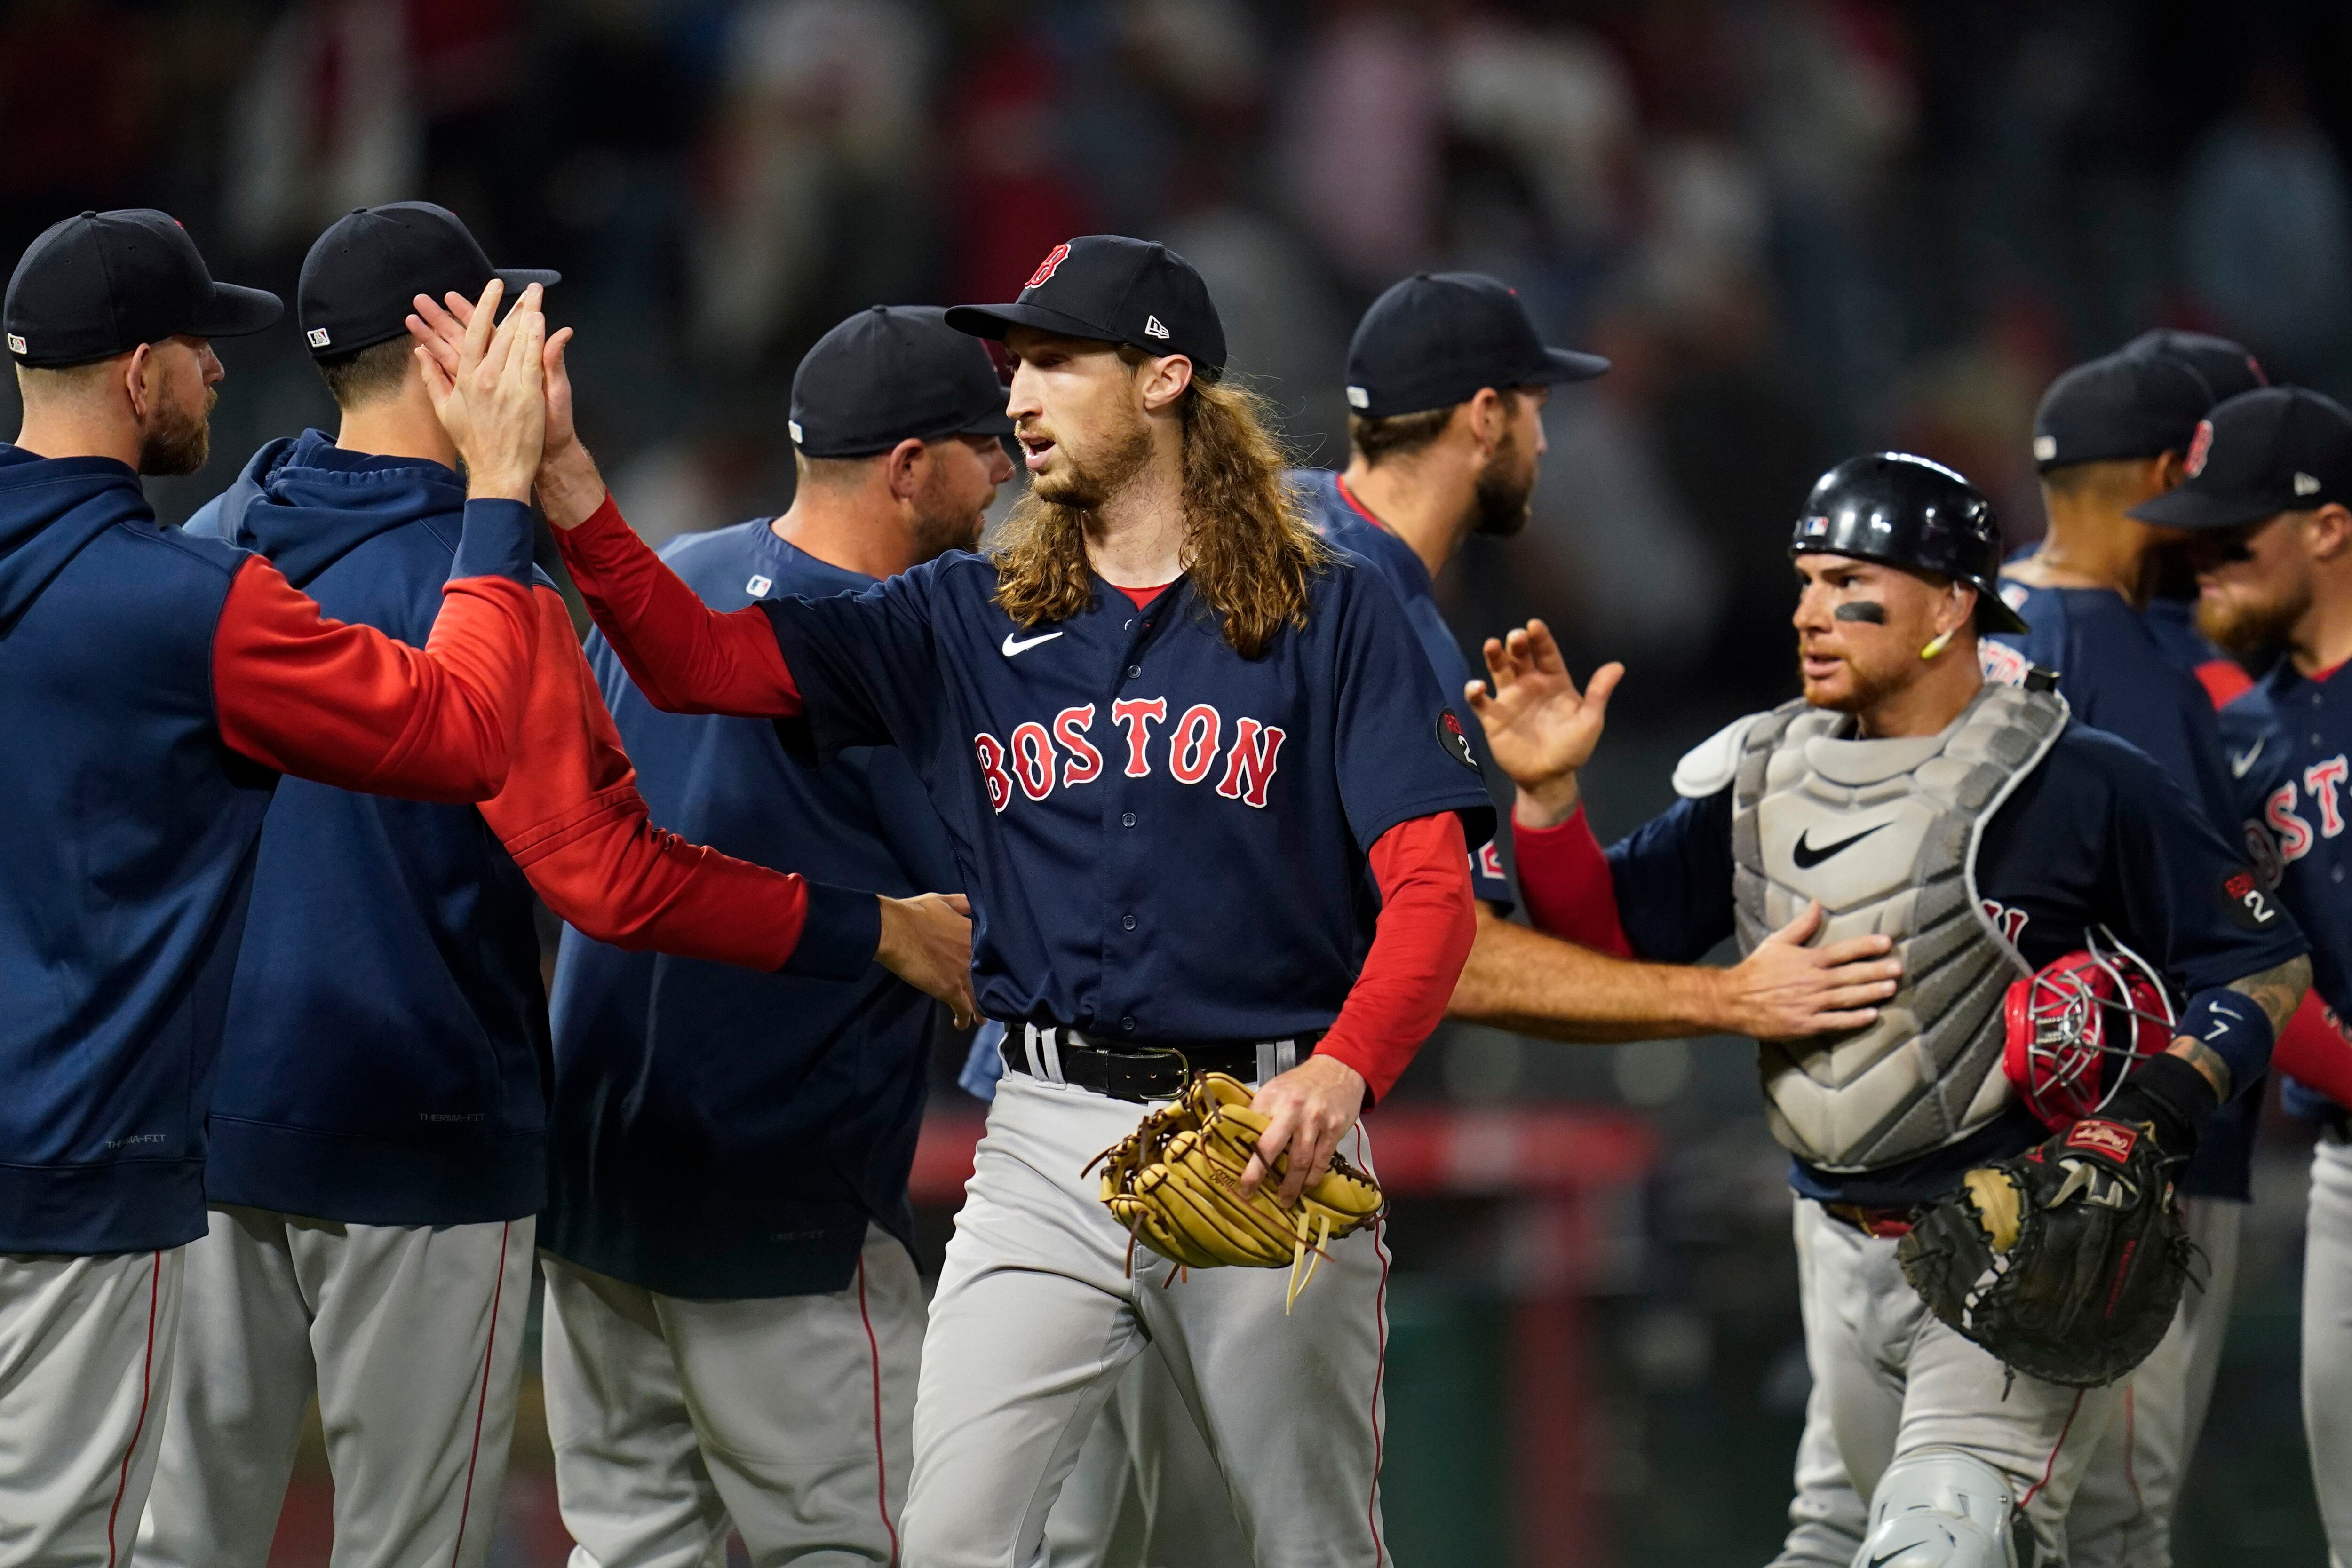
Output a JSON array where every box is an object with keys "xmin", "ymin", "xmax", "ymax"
[
  {"xmin": 2019, "ymin": 1389, "xmax": 2088, "ymax": 1510},
  {"xmin": 1361, "ymin": 1128, "xmax": 1390, "ymax": 1568},
  {"xmin": 449, "ymin": 1220, "xmax": 512, "ymax": 1568},
  {"xmin": 103, "ymin": 1251, "xmax": 162, "ymax": 1568},
  {"xmin": 857, "ymin": 1255, "xmax": 900, "ymax": 1565}
]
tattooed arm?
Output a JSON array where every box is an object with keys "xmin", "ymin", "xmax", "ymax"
[{"xmin": 2167, "ymin": 954, "xmax": 2312, "ymax": 1101}]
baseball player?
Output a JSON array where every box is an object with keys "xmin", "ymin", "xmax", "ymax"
[
  {"xmin": 536, "ymin": 233, "xmax": 1497, "ymax": 1566},
  {"xmin": 1476, "ymin": 452, "xmax": 2310, "ymax": 1568},
  {"xmin": 1033, "ymin": 267, "xmax": 1908, "ymax": 1567},
  {"xmin": 2130, "ymin": 385, "xmax": 2352, "ymax": 1566},
  {"xmin": 1764, "ymin": 331, "xmax": 2273, "ymax": 1568},
  {"xmin": 532, "ymin": 305, "xmax": 1010, "ymax": 1567},
  {"xmin": 129, "ymin": 211, "xmax": 969, "ymax": 1568},
  {"xmin": 0, "ymin": 210, "xmax": 546, "ymax": 1567}
]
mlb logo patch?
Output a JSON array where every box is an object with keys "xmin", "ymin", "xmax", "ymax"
[
  {"xmin": 1346, "ymin": 386, "xmax": 1369, "ymax": 410},
  {"xmin": 4, "ymin": 333, "xmax": 24, "ymax": 355},
  {"xmin": 307, "ymin": 328, "xmax": 332, "ymax": 349},
  {"xmin": 2065, "ymin": 1120, "xmax": 2137, "ymax": 1162},
  {"xmin": 2032, "ymin": 435, "xmax": 2056, "ymax": 462},
  {"xmin": 746, "ymin": 574, "xmax": 772, "ymax": 598},
  {"xmin": 788, "ymin": 420, "xmax": 804, "ymax": 445}
]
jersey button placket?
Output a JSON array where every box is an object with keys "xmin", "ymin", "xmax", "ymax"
[{"xmin": 1103, "ymin": 592, "xmax": 1170, "ymax": 1035}]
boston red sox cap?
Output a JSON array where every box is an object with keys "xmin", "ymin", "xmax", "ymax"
[
  {"xmin": 2119, "ymin": 328, "xmax": 2266, "ymax": 404},
  {"xmin": 2129, "ymin": 387, "xmax": 2352, "ymax": 531},
  {"xmin": 5, "ymin": 209, "xmax": 281, "ymax": 368},
  {"xmin": 1345, "ymin": 272, "xmax": 1608, "ymax": 419},
  {"xmin": 945, "ymin": 235, "xmax": 1226, "ymax": 380},
  {"xmin": 2031, "ymin": 352, "xmax": 2215, "ymax": 472},
  {"xmin": 790, "ymin": 305, "xmax": 1014, "ymax": 459},
  {"xmin": 300, "ymin": 202, "xmax": 559, "ymax": 359}
]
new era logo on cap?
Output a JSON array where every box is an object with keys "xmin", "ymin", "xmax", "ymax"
[
  {"xmin": 307, "ymin": 327, "xmax": 331, "ymax": 348},
  {"xmin": 1144, "ymin": 315, "xmax": 1169, "ymax": 340},
  {"xmin": 2297, "ymin": 472, "xmax": 2322, "ymax": 496}
]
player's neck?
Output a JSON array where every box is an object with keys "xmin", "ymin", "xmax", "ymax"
[
  {"xmin": 772, "ymin": 489, "xmax": 922, "ymax": 582},
  {"xmin": 1854, "ymin": 650, "xmax": 1984, "ymax": 739},
  {"xmin": 2290, "ymin": 577, "xmax": 2352, "ymax": 679},
  {"xmin": 2012, "ymin": 502, "xmax": 2155, "ymax": 604},
  {"xmin": 1341, "ymin": 453, "xmax": 1471, "ymax": 582},
  {"xmin": 12, "ymin": 401, "xmax": 142, "ymax": 469},
  {"xmin": 1084, "ymin": 447, "xmax": 1187, "ymax": 589},
  {"xmin": 336, "ymin": 383, "xmax": 458, "ymax": 471}
]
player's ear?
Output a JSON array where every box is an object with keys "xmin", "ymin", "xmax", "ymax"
[
  {"xmin": 2310, "ymin": 503, "xmax": 2352, "ymax": 563},
  {"xmin": 884, "ymin": 437, "xmax": 927, "ymax": 502},
  {"xmin": 1138, "ymin": 353, "xmax": 1192, "ymax": 413}
]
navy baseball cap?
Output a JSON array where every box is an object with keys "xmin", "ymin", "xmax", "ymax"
[
  {"xmin": 2119, "ymin": 328, "xmax": 2266, "ymax": 404},
  {"xmin": 2031, "ymin": 352, "xmax": 2215, "ymax": 472},
  {"xmin": 791, "ymin": 305, "xmax": 1014, "ymax": 458},
  {"xmin": 1345, "ymin": 272, "xmax": 1608, "ymax": 419},
  {"xmin": 300, "ymin": 203, "xmax": 558, "ymax": 359},
  {"xmin": 945, "ymin": 236, "xmax": 1226, "ymax": 380},
  {"xmin": 5, "ymin": 209, "xmax": 280, "ymax": 368},
  {"xmin": 2129, "ymin": 388, "xmax": 2352, "ymax": 531}
]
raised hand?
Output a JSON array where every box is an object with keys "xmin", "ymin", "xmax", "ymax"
[
  {"xmin": 877, "ymin": 892, "xmax": 978, "ymax": 1029},
  {"xmin": 1711, "ymin": 901, "xmax": 1902, "ymax": 1039},
  {"xmin": 1463, "ymin": 618, "xmax": 1622, "ymax": 827},
  {"xmin": 412, "ymin": 286, "xmax": 601, "ymax": 527},
  {"xmin": 415, "ymin": 279, "xmax": 546, "ymax": 503}
]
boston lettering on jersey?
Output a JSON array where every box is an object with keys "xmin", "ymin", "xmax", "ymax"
[{"xmin": 759, "ymin": 547, "xmax": 1496, "ymax": 1045}]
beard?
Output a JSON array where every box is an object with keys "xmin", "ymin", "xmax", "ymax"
[
  {"xmin": 138, "ymin": 388, "xmax": 214, "ymax": 477},
  {"xmin": 2197, "ymin": 579, "xmax": 2307, "ymax": 659},
  {"xmin": 1797, "ymin": 646, "xmax": 1904, "ymax": 716},
  {"xmin": 1472, "ymin": 438, "xmax": 1536, "ymax": 537},
  {"xmin": 909, "ymin": 475, "xmax": 988, "ymax": 564},
  {"xmin": 1034, "ymin": 416, "xmax": 1152, "ymax": 511}
]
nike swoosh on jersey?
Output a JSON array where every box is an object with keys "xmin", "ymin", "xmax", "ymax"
[
  {"xmin": 1791, "ymin": 821, "xmax": 1891, "ymax": 870},
  {"xmin": 2231, "ymin": 737, "xmax": 2265, "ymax": 778},
  {"xmin": 1001, "ymin": 630, "xmax": 1064, "ymax": 657}
]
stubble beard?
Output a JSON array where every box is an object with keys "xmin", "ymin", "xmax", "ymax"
[
  {"xmin": 2197, "ymin": 580, "xmax": 2307, "ymax": 660},
  {"xmin": 1033, "ymin": 416, "xmax": 1154, "ymax": 514},
  {"xmin": 1472, "ymin": 436, "xmax": 1535, "ymax": 538},
  {"xmin": 138, "ymin": 387, "xmax": 215, "ymax": 478}
]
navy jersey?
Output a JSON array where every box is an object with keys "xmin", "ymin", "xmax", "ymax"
[
  {"xmin": 1985, "ymin": 578, "xmax": 2262, "ymax": 1198},
  {"xmin": 1602, "ymin": 721, "xmax": 2304, "ymax": 1206},
  {"xmin": 763, "ymin": 549, "xmax": 1497, "ymax": 1043},
  {"xmin": 546, "ymin": 522, "xmax": 960, "ymax": 1298},
  {"xmin": 2223, "ymin": 665, "xmax": 2352, "ymax": 1119},
  {"xmin": 0, "ymin": 446, "xmax": 276, "ymax": 1252},
  {"xmin": 1288, "ymin": 468, "xmax": 1516, "ymax": 910},
  {"xmin": 186, "ymin": 433, "xmax": 548, "ymax": 1226}
]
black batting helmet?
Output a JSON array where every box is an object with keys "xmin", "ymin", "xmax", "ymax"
[{"xmin": 1790, "ymin": 453, "xmax": 2027, "ymax": 634}]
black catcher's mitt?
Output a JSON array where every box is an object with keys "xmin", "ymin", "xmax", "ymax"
[{"xmin": 1896, "ymin": 1114, "xmax": 2195, "ymax": 1389}]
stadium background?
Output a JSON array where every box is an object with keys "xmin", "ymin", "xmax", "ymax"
[{"xmin": 6, "ymin": 0, "xmax": 2351, "ymax": 1560}]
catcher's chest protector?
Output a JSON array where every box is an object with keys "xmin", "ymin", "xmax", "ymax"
[{"xmin": 1731, "ymin": 684, "xmax": 2068, "ymax": 1170}]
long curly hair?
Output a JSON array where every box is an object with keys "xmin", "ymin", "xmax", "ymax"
[{"xmin": 990, "ymin": 371, "xmax": 1331, "ymax": 658}]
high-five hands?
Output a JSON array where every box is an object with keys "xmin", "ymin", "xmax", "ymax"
[
  {"xmin": 409, "ymin": 285, "xmax": 604, "ymax": 527},
  {"xmin": 1465, "ymin": 619, "xmax": 1622, "ymax": 829},
  {"xmin": 413, "ymin": 279, "xmax": 548, "ymax": 504},
  {"xmin": 877, "ymin": 893, "xmax": 978, "ymax": 1029}
]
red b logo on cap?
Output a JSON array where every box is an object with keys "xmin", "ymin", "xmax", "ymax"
[
  {"xmin": 1025, "ymin": 243, "xmax": 1072, "ymax": 290},
  {"xmin": 2185, "ymin": 419, "xmax": 2214, "ymax": 477}
]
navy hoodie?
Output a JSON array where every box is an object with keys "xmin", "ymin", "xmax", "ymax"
[
  {"xmin": 0, "ymin": 444, "xmax": 277, "ymax": 1253},
  {"xmin": 186, "ymin": 431, "xmax": 547, "ymax": 1225}
]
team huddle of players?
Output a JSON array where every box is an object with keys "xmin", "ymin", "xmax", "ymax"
[{"xmin": 0, "ymin": 197, "xmax": 2349, "ymax": 1568}]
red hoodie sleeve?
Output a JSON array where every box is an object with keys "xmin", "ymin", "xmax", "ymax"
[
  {"xmin": 1511, "ymin": 805, "xmax": 1635, "ymax": 958},
  {"xmin": 1313, "ymin": 812, "xmax": 1478, "ymax": 1101},
  {"xmin": 2276, "ymin": 991, "xmax": 2352, "ymax": 1108},
  {"xmin": 477, "ymin": 587, "xmax": 878, "ymax": 979},
  {"xmin": 551, "ymin": 494, "xmax": 802, "ymax": 718},
  {"xmin": 213, "ymin": 554, "xmax": 534, "ymax": 802}
]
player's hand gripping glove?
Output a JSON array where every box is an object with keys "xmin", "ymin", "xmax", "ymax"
[
  {"xmin": 1896, "ymin": 1055, "xmax": 2211, "ymax": 1388},
  {"xmin": 1087, "ymin": 1072, "xmax": 1384, "ymax": 1314}
]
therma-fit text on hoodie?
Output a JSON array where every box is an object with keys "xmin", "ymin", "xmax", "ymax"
[{"xmin": 556, "ymin": 498, "xmax": 1495, "ymax": 1084}]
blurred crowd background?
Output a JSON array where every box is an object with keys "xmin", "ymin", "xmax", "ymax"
[{"xmin": 8, "ymin": 0, "xmax": 2352, "ymax": 1561}]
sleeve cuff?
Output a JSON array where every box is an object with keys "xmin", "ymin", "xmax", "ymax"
[
  {"xmin": 450, "ymin": 498, "xmax": 537, "ymax": 585},
  {"xmin": 778, "ymin": 881, "xmax": 882, "ymax": 981}
]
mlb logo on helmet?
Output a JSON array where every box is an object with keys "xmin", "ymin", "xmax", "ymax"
[
  {"xmin": 2185, "ymin": 419, "xmax": 2213, "ymax": 477},
  {"xmin": 1025, "ymin": 244, "xmax": 1072, "ymax": 291},
  {"xmin": 307, "ymin": 328, "xmax": 331, "ymax": 348}
]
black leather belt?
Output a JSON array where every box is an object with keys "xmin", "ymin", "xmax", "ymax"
[{"xmin": 999, "ymin": 1024, "xmax": 1321, "ymax": 1104}]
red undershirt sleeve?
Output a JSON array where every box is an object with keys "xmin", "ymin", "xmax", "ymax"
[
  {"xmin": 2275, "ymin": 991, "xmax": 2352, "ymax": 1109},
  {"xmin": 1511, "ymin": 805, "xmax": 1634, "ymax": 957},
  {"xmin": 1313, "ymin": 812, "xmax": 1477, "ymax": 1102},
  {"xmin": 475, "ymin": 587, "xmax": 878, "ymax": 979},
  {"xmin": 550, "ymin": 493, "xmax": 803, "ymax": 718},
  {"xmin": 213, "ymin": 554, "xmax": 535, "ymax": 802}
]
